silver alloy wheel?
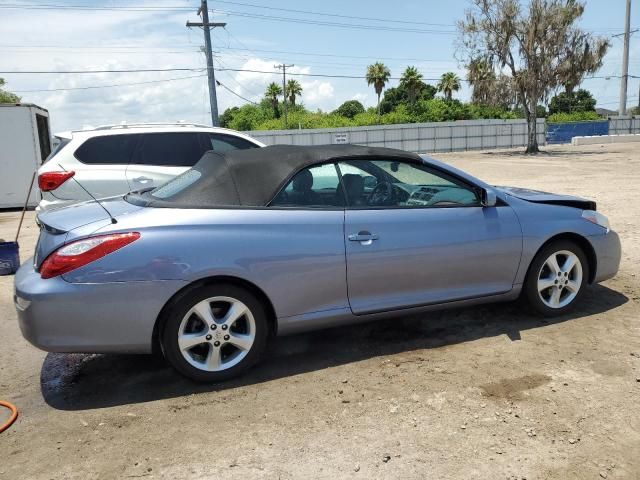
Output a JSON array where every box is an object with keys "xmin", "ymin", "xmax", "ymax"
[
  {"xmin": 177, "ymin": 296, "xmax": 256, "ymax": 372},
  {"xmin": 537, "ymin": 250, "xmax": 583, "ymax": 309}
]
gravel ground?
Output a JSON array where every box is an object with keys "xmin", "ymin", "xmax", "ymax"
[{"xmin": 0, "ymin": 143, "xmax": 638, "ymax": 480}]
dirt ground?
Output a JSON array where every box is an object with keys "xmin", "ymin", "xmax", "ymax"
[{"xmin": 0, "ymin": 143, "xmax": 638, "ymax": 480}]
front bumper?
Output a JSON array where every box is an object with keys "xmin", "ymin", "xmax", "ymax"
[
  {"xmin": 590, "ymin": 230, "xmax": 621, "ymax": 283},
  {"xmin": 14, "ymin": 258, "xmax": 186, "ymax": 354}
]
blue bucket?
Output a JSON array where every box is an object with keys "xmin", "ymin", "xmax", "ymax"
[{"xmin": 0, "ymin": 241, "xmax": 20, "ymax": 276}]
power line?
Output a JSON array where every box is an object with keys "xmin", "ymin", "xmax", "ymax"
[
  {"xmin": 212, "ymin": 0, "xmax": 455, "ymax": 27},
  {"xmin": 12, "ymin": 73, "xmax": 207, "ymax": 93},
  {"xmin": 210, "ymin": 9, "xmax": 456, "ymax": 34},
  {"xmin": 2, "ymin": 67, "xmax": 635, "ymax": 82},
  {"xmin": 215, "ymin": 79, "xmax": 258, "ymax": 105}
]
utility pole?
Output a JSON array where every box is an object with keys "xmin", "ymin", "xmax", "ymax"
[
  {"xmin": 187, "ymin": 0, "xmax": 226, "ymax": 126},
  {"xmin": 619, "ymin": 0, "xmax": 631, "ymax": 116},
  {"xmin": 274, "ymin": 63, "xmax": 294, "ymax": 128}
]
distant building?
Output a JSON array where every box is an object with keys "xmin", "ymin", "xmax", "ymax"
[{"xmin": 595, "ymin": 107, "xmax": 619, "ymax": 117}]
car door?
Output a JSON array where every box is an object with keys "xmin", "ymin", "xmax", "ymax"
[
  {"xmin": 125, "ymin": 132, "xmax": 209, "ymax": 191},
  {"xmin": 69, "ymin": 133, "xmax": 140, "ymax": 199},
  {"xmin": 338, "ymin": 159, "xmax": 522, "ymax": 315}
]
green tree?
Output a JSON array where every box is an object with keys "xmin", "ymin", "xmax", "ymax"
[
  {"xmin": 466, "ymin": 59, "xmax": 495, "ymax": 105},
  {"xmin": 0, "ymin": 78, "xmax": 20, "ymax": 103},
  {"xmin": 437, "ymin": 72, "xmax": 461, "ymax": 101},
  {"xmin": 265, "ymin": 82, "xmax": 283, "ymax": 118},
  {"xmin": 285, "ymin": 79, "xmax": 303, "ymax": 106},
  {"xmin": 459, "ymin": 0, "xmax": 609, "ymax": 153},
  {"xmin": 548, "ymin": 89, "xmax": 596, "ymax": 115},
  {"xmin": 399, "ymin": 66, "xmax": 424, "ymax": 105},
  {"xmin": 219, "ymin": 106, "xmax": 239, "ymax": 128},
  {"xmin": 366, "ymin": 62, "xmax": 391, "ymax": 117},
  {"xmin": 379, "ymin": 83, "xmax": 436, "ymax": 114},
  {"xmin": 335, "ymin": 100, "xmax": 365, "ymax": 119}
]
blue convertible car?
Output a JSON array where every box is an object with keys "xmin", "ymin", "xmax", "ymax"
[{"xmin": 15, "ymin": 145, "xmax": 620, "ymax": 381}]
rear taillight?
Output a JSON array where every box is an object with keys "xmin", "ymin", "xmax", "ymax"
[
  {"xmin": 40, "ymin": 232, "xmax": 140, "ymax": 279},
  {"xmin": 38, "ymin": 171, "xmax": 75, "ymax": 192}
]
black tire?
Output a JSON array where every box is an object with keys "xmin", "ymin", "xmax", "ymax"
[
  {"xmin": 524, "ymin": 240, "xmax": 589, "ymax": 317},
  {"xmin": 161, "ymin": 284, "xmax": 269, "ymax": 382}
]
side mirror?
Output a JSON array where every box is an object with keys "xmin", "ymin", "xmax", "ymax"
[{"xmin": 481, "ymin": 188, "xmax": 497, "ymax": 207}]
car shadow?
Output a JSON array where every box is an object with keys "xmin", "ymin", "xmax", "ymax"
[{"xmin": 41, "ymin": 284, "xmax": 628, "ymax": 411}]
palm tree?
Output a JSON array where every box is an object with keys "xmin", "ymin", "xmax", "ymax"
[
  {"xmin": 399, "ymin": 66, "xmax": 424, "ymax": 105},
  {"xmin": 437, "ymin": 72, "xmax": 461, "ymax": 101},
  {"xmin": 285, "ymin": 79, "xmax": 303, "ymax": 106},
  {"xmin": 265, "ymin": 82, "xmax": 282, "ymax": 118},
  {"xmin": 466, "ymin": 59, "xmax": 495, "ymax": 105},
  {"xmin": 366, "ymin": 62, "xmax": 391, "ymax": 116}
]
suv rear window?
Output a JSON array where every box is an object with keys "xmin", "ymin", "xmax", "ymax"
[
  {"xmin": 74, "ymin": 134, "xmax": 140, "ymax": 164},
  {"xmin": 132, "ymin": 133, "xmax": 208, "ymax": 167},
  {"xmin": 208, "ymin": 134, "xmax": 259, "ymax": 153}
]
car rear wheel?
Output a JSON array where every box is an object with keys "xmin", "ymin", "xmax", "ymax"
[
  {"xmin": 161, "ymin": 284, "xmax": 269, "ymax": 382},
  {"xmin": 524, "ymin": 240, "xmax": 589, "ymax": 316}
]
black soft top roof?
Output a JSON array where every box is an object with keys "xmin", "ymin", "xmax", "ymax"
[{"xmin": 142, "ymin": 144, "xmax": 423, "ymax": 208}]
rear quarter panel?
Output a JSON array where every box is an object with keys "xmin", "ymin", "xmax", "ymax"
[{"xmin": 62, "ymin": 208, "xmax": 349, "ymax": 319}]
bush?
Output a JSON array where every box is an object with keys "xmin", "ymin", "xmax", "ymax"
[
  {"xmin": 334, "ymin": 100, "xmax": 365, "ymax": 119},
  {"xmin": 547, "ymin": 111, "xmax": 602, "ymax": 123}
]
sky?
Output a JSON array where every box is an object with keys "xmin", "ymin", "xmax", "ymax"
[{"xmin": 0, "ymin": 0, "xmax": 638, "ymax": 133}]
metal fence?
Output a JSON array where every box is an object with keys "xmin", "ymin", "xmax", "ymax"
[
  {"xmin": 246, "ymin": 118, "xmax": 546, "ymax": 153},
  {"xmin": 609, "ymin": 116, "xmax": 640, "ymax": 135}
]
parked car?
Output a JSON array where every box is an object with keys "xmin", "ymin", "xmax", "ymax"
[
  {"xmin": 37, "ymin": 123, "xmax": 264, "ymax": 211},
  {"xmin": 15, "ymin": 145, "xmax": 620, "ymax": 382}
]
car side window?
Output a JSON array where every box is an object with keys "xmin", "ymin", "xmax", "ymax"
[
  {"xmin": 337, "ymin": 159, "xmax": 480, "ymax": 208},
  {"xmin": 207, "ymin": 134, "xmax": 258, "ymax": 153},
  {"xmin": 74, "ymin": 134, "xmax": 140, "ymax": 164},
  {"xmin": 270, "ymin": 163, "xmax": 344, "ymax": 208},
  {"xmin": 131, "ymin": 133, "xmax": 209, "ymax": 167}
]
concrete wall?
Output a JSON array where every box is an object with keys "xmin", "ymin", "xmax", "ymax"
[{"xmin": 246, "ymin": 118, "xmax": 546, "ymax": 153}]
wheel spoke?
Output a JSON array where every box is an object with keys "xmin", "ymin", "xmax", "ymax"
[
  {"xmin": 222, "ymin": 301, "xmax": 248, "ymax": 327},
  {"xmin": 178, "ymin": 332, "xmax": 209, "ymax": 352},
  {"xmin": 562, "ymin": 254, "xmax": 577, "ymax": 274},
  {"xmin": 549, "ymin": 287, "xmax": 561, "ymax": 307},
  {"xmin": 205, "ymin": 346, "xmax": 222, "ymax": 370},
  {"xmin": 565, "ymin": 280, "xmax": 580, "ymax": 293},
  {"xmin": 227, "ymin": 332, "xmax": 253, "ymax": 351},
  {"xmin": 545, "ymin": 255, "xmax": 561, "ymax": 276},
  {"xmin": 538, "ymin": 277, "xmax": 556, "ymax": 292},
  {"xmin": 193, "ymin": 300, "xmax": 215, "ymax": 327}
]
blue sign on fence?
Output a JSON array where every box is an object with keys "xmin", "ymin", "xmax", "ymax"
[{"xmin": 546, "ymin": 121, "xmax": 609, "ymax": 144}]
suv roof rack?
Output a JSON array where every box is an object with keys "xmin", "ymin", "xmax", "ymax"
[{"xmin": 90, "ymin": 122, "xmax": 212, "ymax": 131}]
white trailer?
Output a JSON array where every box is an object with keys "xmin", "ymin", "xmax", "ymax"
[{"xmin": 0, "ymin": 103, "xmax": 52, "ymax": 208}]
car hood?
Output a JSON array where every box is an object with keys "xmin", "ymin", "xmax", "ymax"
[{"xmin": 496, "ymin": 186, "xmax": 596, "ymax": 211}]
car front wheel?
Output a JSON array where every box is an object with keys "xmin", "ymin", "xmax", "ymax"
[
  {"xmin": 524, "ymin": 240, "xmax": 589, "ymax": 316},
  {"xmin": 161, "ymin": 284, "xmax": 269, "ymax": 382}
]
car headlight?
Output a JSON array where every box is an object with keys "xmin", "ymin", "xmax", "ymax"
[{"xmin": 582, "ymin": 210, "xmax": 610, "ymax": 232}]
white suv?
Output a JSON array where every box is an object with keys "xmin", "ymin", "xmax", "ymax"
[{"xmin": 37, "ymin": 123, "xmax": 265, "ymax": 211}]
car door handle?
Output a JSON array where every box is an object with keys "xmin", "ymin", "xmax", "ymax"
[
  {"xmin": 133, "ymin": 176, "xmax": 152, "ymax": 184},
  {"xmin": 348, "ymin": 232, "xmax": 379, "ymax": 245}
]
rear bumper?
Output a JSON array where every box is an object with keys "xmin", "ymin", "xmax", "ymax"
[
  {"xmin": 590, "ymin": 230, "xmax": 621, "ymax": 283},
  {"xmin": 14, "ymin": 258, "xmax": 186, "ymax": 354}
]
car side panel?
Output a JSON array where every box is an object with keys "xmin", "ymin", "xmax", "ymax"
[
  {"xmin": 505, "ymin": 195, "xmax": 614, "ymax": 285},
  {"xmin": 62, "ymin": 208, "xmax": 349, "ymax": 319}
]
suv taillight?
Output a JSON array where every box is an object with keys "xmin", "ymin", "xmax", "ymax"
[
  {"xmin": 38, "ymin": 171, "xmax": 75, "ymax": 192},
  {"xmin": 40, "ymin": 232, "xmax": 140, "ymax": 279}
]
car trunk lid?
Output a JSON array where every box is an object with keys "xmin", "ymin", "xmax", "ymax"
[{"xmin": 34, "ymin": 197, "xmax": 142, "ymax": 268}]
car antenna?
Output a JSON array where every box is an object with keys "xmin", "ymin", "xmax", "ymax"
[{"xmin": 57, "ymin": 164, "xmax": 118, "ymax": 224}]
